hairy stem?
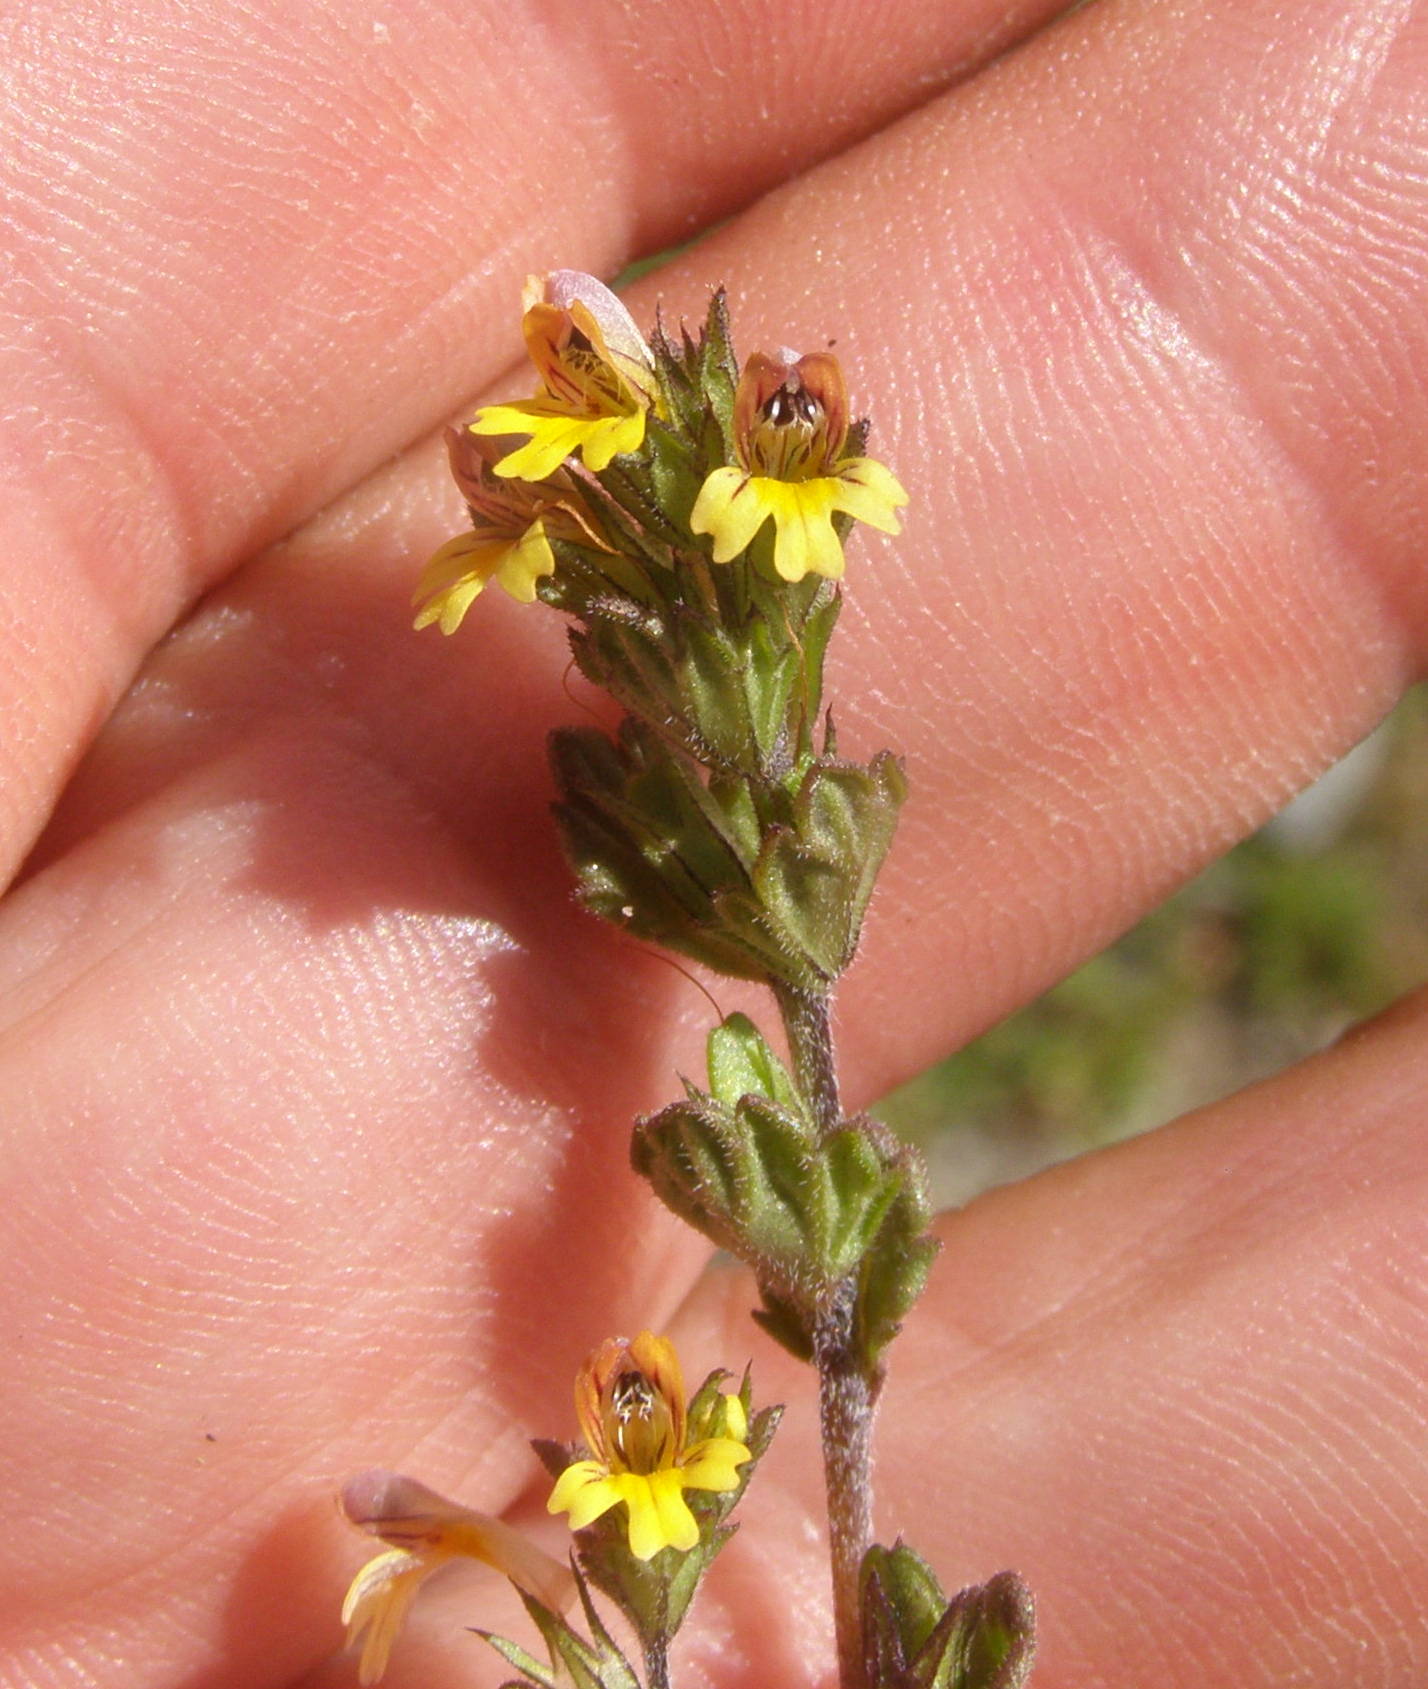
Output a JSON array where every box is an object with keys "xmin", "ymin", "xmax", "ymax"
[
  {"xmin": 773, "ymin": 983, "xmax": 841, "ymax": 1138},
  {"xmin": 643, "ymin": 1630, "xmax": 670, "ymax": 1689},
  {"xmin": 775, "ymin": 981, "xmax": 871, "ymax": 1689},
  {"xmin": 816, "ymin": 1286, "xmax": 874, "ymax": 1689}
]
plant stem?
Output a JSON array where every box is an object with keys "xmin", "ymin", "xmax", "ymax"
[
  {"xmin": 774, "ymin": 982, "xmax": 871, "ymax": 1689},
  {"xmin": 643, "ymin": 1631, "xmax": 670, "ymax": 1689},
  {"xmin": 773, "ymin": 983, "xmax": 841, "ymax": 1138},
  {"xmin": 815, "ymin": 1286, "xmax": 874, "ymax": 1689}
]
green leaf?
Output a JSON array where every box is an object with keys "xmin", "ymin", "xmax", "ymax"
[
  {"xmin": 863, "ymin": 1551, "xmax": 1037, "ymax": 1689},
  {"xmin": 919, "ymin": 1572, "xmax": 1037, "ymax": 1689},
  {"xmin": 675, "ymin": 610, "xmax": 784, "ymax": 770},
  {"xmin": 749, "ymin": 1291, "xmax": 816, "ymax": 1362},
  {"xmin": 551, "ymin": 723, "xmax": 802, "ymax": 985},
  {"xmin": 632, "ymin": 1090, "xmax": 812, "ymax": 1272},
  {"xmin": 850, "ymin": 1118, "xmax": 939, "ymax": 1367},
  {"xmin": 706, "ymin": 771, "xmax": 763, "ymax": 862},
  {"xmin": 706, "ymin": 1013, "xmax": 803, "ymax": 1113},
  {"xmin": 639, "ymin": 412, "xmax": 704, "ymax": 541},
  {"xmin": 488, "ymin": 1568, "xmax": 642, "ymax": 1689},
  {"xmin": 694, "ymin": 286, "xmax": 739, "ymax": 460},
  {"xmin": 819, "ymin": 1125, "xmax": 910, "ymax": 1280},
  {"xmin": 794, "ymin": 583, "xmax": 842, "ymax": 756},
  {"xmin": 551, "ymin": 658, "xmax": 906, "ymax": 995},
  {"xmin": 635, "ymin": 1082, "xmax": 933, "ymax": 1367},
  {"xmin": 475, "ymin": 1628, "xmax": 559, "ymax": 1689},
  {"xmin": 753, "ymin": 752, "xmax": 908, "ymax": 981},
  {"xmin": 551, "ymin": 709, "xmax": 905, "ymax": 995},
  {"xmin": 862, "ymin": 1542, "xmax": 949, "ymax": 1668},
  {"xmin": 741, "ymin": 613, "xmax": 801, "ymax": 766}
]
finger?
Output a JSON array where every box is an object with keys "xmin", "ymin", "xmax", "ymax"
[
  {"xmin": 0, "ymin": 0, "xmax": 1071, "ymax": 880},
  {"xmin": 30, "ymin": 0, "xmax": 1428, "ymax": 1087},
  {"xmin": 610, "ymin": 0, "xmax": 1428, "ymax": 1093},
  {"xmin": 0, "ymin": 603, "xmax": 705, "ymax": 1689},
  {"xmin": 6, "ymin": 0, "xmax": 1428, "ymax": 1681},
  {"xmin": 673, "ymin": 984, "xmax": 1428, "ymax": 1689}
]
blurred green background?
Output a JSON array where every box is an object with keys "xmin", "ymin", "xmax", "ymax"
[{"xmin": 874, "ymin": 687, "xmax": 1428, "ymax": 1205}]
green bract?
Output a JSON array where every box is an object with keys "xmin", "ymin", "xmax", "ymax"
[{"xmin": 862, "ymin": 1549, "xmax": 1037, "ymax": 1689}]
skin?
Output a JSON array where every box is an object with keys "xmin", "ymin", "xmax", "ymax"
[{"xmin": 2, "ymin": 0, "xmax": 1427, "ymax": 1685}]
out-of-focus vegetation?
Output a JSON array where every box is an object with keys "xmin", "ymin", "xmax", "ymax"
[{"xmin": 875, "ymin": 688, "xmax": 1428, "ymax": 1205}]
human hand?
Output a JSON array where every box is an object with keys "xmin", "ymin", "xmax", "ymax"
[{"xmin": 3, "ymin": 2, "xmax": 1426, "ymax": 1685}]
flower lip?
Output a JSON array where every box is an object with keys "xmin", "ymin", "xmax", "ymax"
[
  {"xmin": 444, "ymin": 427, "xmax": 605, "ymax": 548},
  {"xmin": 340, "ymin": 1469, "xmax": 459, "ymax": 1548},
  {"xmin": 469, "ymin": 272, "xmax": 657, "ymax": 481},
  {"xmin": 413, "ymin": 427, "xmax": 617, "ymax": 632},
  {"xmin": 340, "ymin": 1468, "xmax": 574, "ymax": 1610},
  {"xmin": 520, "ymin": 270, "xmax": 657, "ymax": 416},
  {"xmin": 444, "ymin": 429, "xmax": 549, "ymax": 533}
]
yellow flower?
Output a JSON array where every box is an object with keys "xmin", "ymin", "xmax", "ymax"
[
  {"xmin": 414, "ymin": 429, "xmax": 605, "ymax": 633},
  {"xmin": 689, "ymin": 349, "xmax": 908, "ymax": 582},
  {"xmin": 469, "ymin": 271, "xmax": 656, "ymax": 481},
  {"xmin": 340, "ymin": 1469, "xmax": 573, "ymax": 1686},
  {"xmin": 547, "ymin": 1331, "xmax": 751, "ymax": 1560}
]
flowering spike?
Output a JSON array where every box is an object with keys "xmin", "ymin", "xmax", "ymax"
[{"xmin": 385, "ymin": 275, "xmax": 1015, "ymax": 1689}]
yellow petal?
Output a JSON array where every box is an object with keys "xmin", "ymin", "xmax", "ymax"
[
  {"xmin": 679, "ymin": 1435, "xmax": 751, "ymax": 1493},
  {"xmin": 831, "ymin": 457, "xmax": 909, "ymax": 534},
  {"xmin": 611, "ymin": 1469, "xmax": 699, "ymax": 1559},
  {"xmin": 721, "ymin": 1391, "xmax": 748, "ymax": 1441},
  {"xmin": 412, "ymin": 535, "xmax": 512, "ymax": 634},
  {"xmin": 469, "ymin": 404, "xmax": 645, "ymax": 480},
  {"xmin": 412, "ymin": 532, "xmax": 501, "ymax": 597},
  {"xmin": 576, "ymin": 405, "xmax": 646, "ymax": 471},
  {"xmin": 689, "ymin": 467, "xmax": 771, "ymax": 562},
  {"xmin": 494, "ymin": 519, "xmax": 556, "ymax": 603},
  {"xmin": 549, "ymin": 1461, "xmax": 624, "ymax": 1530},
  {"xmin": 468, "ymin": 397, "xmax": 575, "ymax": 432},
  {"xmin": 341, "ymin": 1548, "xmax": 436, "ymax": 1687},
  {"xmin": 471, "ymin": 408, "xmax": 594, "ymax": 481},
  {"xmin": 613, "ymin": 1473, "xmax": 664, "ymax": 1560},
  {"xmin": 646, "ymin": 1467, "xmax": 701, "ymax": 1554},
  {"xmin": 756, "ymin": 478, "xmax": 845, "ymax": 582},
  {"xmin": 411, "ymin": 527, "xmax": 553, "ymax": 632}
]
